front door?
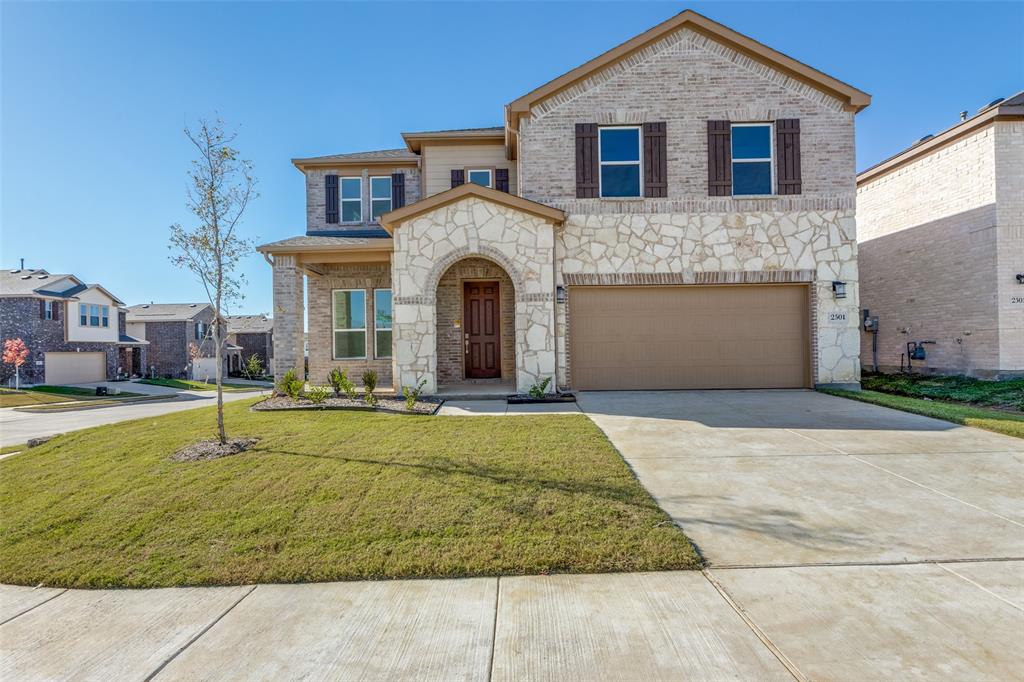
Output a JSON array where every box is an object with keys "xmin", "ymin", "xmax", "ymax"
[{"xmin": 464, "ymin": 281, "xmax": 501, "ymax": 378}]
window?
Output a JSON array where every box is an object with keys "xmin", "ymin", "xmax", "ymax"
[
  {"xmin": 467, "ymin": 169, "xmax": 493, "ymax": 188},
  {"xmin": 731, "ymin": 123, "xmax": 773, "ymax": 196},
  {"xmin": 599, "ymin": 126, "xmax": 642, "ymax": 198},
  {"xmin": 44, "ymin": 301, "xmax": 54, "ymax": 320},
  {"xmin": 332, "ymin": 289, "xmax": 366, "ymax": 359},
  {"xmin": 195, "ymin": 321, "xmax": 206, "ymax": 340},
  {"xmin": 341, "ymin": 177, "xmax": 362, "ymax": 222},
  {"xmin": 374, "ymin": 289, "xmax": 392, "ymax": 358},
  {"xmin": 370, "ymin": 176, "xmax": 392, "ymax": 221},
  {"xmin": 79, "ymin": 303, "xmax": 109, "ymax": 327}
]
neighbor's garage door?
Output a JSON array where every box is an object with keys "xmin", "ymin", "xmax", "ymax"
[
  {"xmin": 569, "ymin": 285, "xmax": 810, "ymax": 390},
  {"xmin": 44, "ymin": 352, "xmax": 106, "ymax": 385}
]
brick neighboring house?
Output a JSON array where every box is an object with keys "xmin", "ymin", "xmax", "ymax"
[
  {"xmin": 259, "ymin": 10, "xmax": 871, "ymax": 394},
  {"xmin": 0, "ymin": 267, "xmax": 147, "ymax": 385},
  {"xmin": 126, "ymin": 303, "xmax": 242, "ymax": 380},
  {"xmin": 857, "ymin": 93, "xmax": 1024, "ymax": 378},
  {"xmin": 225, "ymin": 314, "xmax": 273, "ymax": 373}
]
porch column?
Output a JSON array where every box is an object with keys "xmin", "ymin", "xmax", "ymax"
[{"xmin": 272, "ymin": 254, "xmax": 305, "ymax": 382}]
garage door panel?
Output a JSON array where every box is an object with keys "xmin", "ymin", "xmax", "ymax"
[
  {"xmin": 569, "ymin": 285, "xmax": 809, "ymax": 390},
  {"xmin": 45, "ymin": 352, "xmax": 106, "ymax": 385}
]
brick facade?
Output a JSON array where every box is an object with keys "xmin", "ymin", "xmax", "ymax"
[
  {"xmin": 306, "ymin": 263, "xmax": 393, "ymax": 387},
  {"xmin": 305, "ymin": 167, "xmax": 421, "ymax": 234},
  {"xmin": 435, "ymin": 258, "xmax": 516, "ymax": 384},
  {"xmin": 857, "ymin": 121, "xmax": 1023, "ymax": 377},
  {"xmin": 140, "ymin": 307, "xmax": 218, "ymax": 379},
  {"xmin": 230, "ymin": 332, "xmax": 273, "ymax": 368}
]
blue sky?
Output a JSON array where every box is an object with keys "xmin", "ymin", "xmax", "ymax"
[{"xmin": 2, "ymin": 2, "xmax": 1021, "ymax": 315}]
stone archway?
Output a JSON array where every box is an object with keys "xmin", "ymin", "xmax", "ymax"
[
  {"xmin": 422, "ymin": 244, "xmax": 526, "ymax": 302},
  {"xmin": 434, "ymin": 256, "xmax": 517, "ymax": 386}
]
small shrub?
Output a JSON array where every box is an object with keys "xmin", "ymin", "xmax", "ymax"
[
  {"xmin": 402, "ymin": 378, "xmax": 428, "ymax": 411},
  {"xmin": 364, "ymin": 392, "xmax": 378, "ymax": 408},
  {"xmin": 277, "ymin": 369, "xmax": 304, "ymax": 400},
  {"xmin": 361, "ymin": 369, "xmax": 378, "ymax": 394},
  {"xmin": 243, "ymin": 354, "xmax": 264, "ymax": 380},
  {"xmin": 328, "ymin": 368, "xmax": 357, "ymax": 399},
  {"xmin": 306, "ymin": 385, "xmax": 330, "ymax": 405},
  {"xmin": 528, "ymin": 377, "xmax": 552, "ymax": 399}
]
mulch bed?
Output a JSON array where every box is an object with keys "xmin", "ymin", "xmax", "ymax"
[
  {"xmin": 253, "ymin": 395, "xmax": 442, "ymax": 415},
  {"xmin": 172, "ymin": 437, "xmax": 259, "ymax": 462}
]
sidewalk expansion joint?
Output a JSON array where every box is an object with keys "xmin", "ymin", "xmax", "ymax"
[
  {"xmin": 709, "ymin": 557, "xmax": 1024, "ymax": 570},
  {"xmin": 0, "ymin": 588, "xmax": 69, "ymax": 626},
  {"xmin": 486, "ymin": 577, "xmax": 501, "ymax": 682}
]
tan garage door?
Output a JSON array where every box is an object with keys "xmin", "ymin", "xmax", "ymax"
[
  {"xmin": 569, "ymin": 285, "xmax": 810, "ymax": 390},
  {"xmin": 45, "ymin": 352, "xmax": 106, "ymax": 385}
]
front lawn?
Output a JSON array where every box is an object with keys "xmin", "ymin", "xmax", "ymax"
[
  {"xmin": 0, "ymin": 388, "xmax": 74, "ymax": 408},
  {"xmin": 0, "ymin": 400, "xmax": 699, "ymax": 587},
  {"xmin": 862, "ymin": 373, "xmax": 1024, "ymax": 412},
  {"xmin": 138, "ymin": 377, "xmax": 265, "ymax": 392},
  {"xmin": 821, "ymin": 389, "xmax": 1024, "ymax": 439}
]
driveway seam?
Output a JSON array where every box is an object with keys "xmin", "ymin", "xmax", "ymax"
[
  {"xmin": 0, "ymin": 588, "xmax": 68, "ymax": 626},
  {"xmin": 701, "ymin": 569, "xmax": 806, "ymax": 681},
  {"xmin": 709, "ymin": 557, "xmax": 1024, "ymax": 570},
  {"xmin": 848, "ymin": 454, "xmax": 1024, "ymax": 528},
  {"xmin": 144, "ymin": 584, "xmax": 258, "ymax": 681},
  {"xmin": 936, "ymin": 564, "xmax": 1024, "ymax": 613},
  {"xmin": 486, "ymin": 577, "xmax": 501, "ymax": 682}
]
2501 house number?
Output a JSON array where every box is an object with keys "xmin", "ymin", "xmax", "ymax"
[
  {"xmin": 828, "ymin": 312, "xmax": 848, "ymax": 322},
  {"xmin": 1012, "ymin": 296, "xmax": 1024, "ymax": 305}
]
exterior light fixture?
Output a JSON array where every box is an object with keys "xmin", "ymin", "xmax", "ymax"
[
  {"xmin": 832, "ymin": 281, "xmax": 847, "ymax": 299},
  {"xmin": 1016, "ymin": 273, "xmax": 1024, "ymax": 284},
  {"xmin": 556, "ymin": 286, "xmax": 567, "ymax": 304}
]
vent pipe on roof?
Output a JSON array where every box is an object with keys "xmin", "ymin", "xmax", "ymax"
[
  {"xmin": 960, "ymin": 111, "xmax": 968, "ymax": 122},
  {"xmin": 20, "ymin": 258, "xmax": 24, "ymax": 270}
]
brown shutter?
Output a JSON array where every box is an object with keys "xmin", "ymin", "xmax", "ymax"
[
  {"xmin": 325, "ymin": 174, "xmax": 339, "ymax": 223},
  {"xmin": 575, "ymin": 123, "xmax": 599, "ymax": 198},
  {"xmin": 643, "ymin": 122, "xmax": 667, "ymax": 198},
  {"xmin": 391, "ymin": 172, "xmax": 405, "ymax": 208},
  {"xmin": 450, "ymin": 169, "xmax": 465, "ymax": 188},
  {"xmin": 53, "ymin": 301, "xmax": 60, "ymax": 321},
  {"xmin": 707, "ymin": 121, "xmax": 732, "ymax": 196},
  {"xmin": 776, "ymin": 119, "xmax": 802, "ymax": 195},
  {"xmin": 39, "ymin": 299, "xmax": 46, "ymax": 319},
  {"xmin": 495, "ymin": 168, "xmax": 510, "ymax": 193}
]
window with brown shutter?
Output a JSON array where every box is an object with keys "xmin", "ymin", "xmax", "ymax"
[
  {"xmin": 391, "ymin": 172, "xmax": 405, "ymax": 208},
  {"xmin": 495, "ymin": 168, "xmax": 510, "ymax": 193},
  {"xmin": 39, "ymin": 299, "xmax": 46, "ymax": 319},
  {"xmin": 53, "ymin": 301, "xmax": 60, "ymax": 321},
  {"xmin": 643, "ymin": 122, "xmax": 667, "ymax": 198},
  {"xmin": 707, "ymin": 121, "xmax": 732, "ymax": 196},
  {"xmin": 325, "ymin": 174, "xmax": 339, "ymax": 223},
  {"xmin": 775, "ymin": 119, "xmax": 802, "ymax": 195},
  {"xmin": 450, "ymin": 169, "xmax": 465, "ymax": 188},
  {"xmin": 575, "ymin": 123, "xmax": 599, "ymax": 198}
]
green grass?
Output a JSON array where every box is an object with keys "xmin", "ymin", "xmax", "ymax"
[
  {"xmin": 0, "ymin": 385, "xmax": 144, "ymax": 408},
  {"xmin": 0, "ymin": 444, "xmax": 25, "ymax": 456},
  {"xmin": 0, "ymin": 388, "xmax": 75, "ymax": 408},
  {"xmin": 31, "ymin": 385, "xmax": 144, "ymax": 398},
  {"xmin": 862, "ymin": 373, "xmax": 1024, "ymax": 412},
  {"xmin": 821, "ymin": 389, "xmax": 1024, "ymax": 439},
  {"xmin": 138, "ymin": 378, "xmax": 264, "ymax": 392},
  {"xmin": 0, "ymin": 399, "xmax": 699, "ymax": 588}
]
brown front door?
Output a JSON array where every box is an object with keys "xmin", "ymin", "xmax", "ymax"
[{"xmin": 464, "ymin": 281, "xmax": 501, "ymax": 378}]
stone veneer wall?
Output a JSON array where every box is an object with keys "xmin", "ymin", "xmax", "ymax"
[
  {"xmin": 554, "ymin": 210, "xmax": 861, "ymax": 387},
  {"xmin": 305, "ymin": 167, "xmax": 421, "ymax": 234},
  {"xmin": 392, "ymin": 197, "xmax": 556, "ymax": 394},
  {"xmin": 306, "ymin": 263, "xmax": 393, "ymax": 387},
  {"xmin": 435, "ymin": 258, "xmax": 516, "ymax": 384}
]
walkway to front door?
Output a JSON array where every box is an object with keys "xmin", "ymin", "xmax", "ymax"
[{"xmin": 464, "ymin": 281, "xmax": 500, "ymax": 379}]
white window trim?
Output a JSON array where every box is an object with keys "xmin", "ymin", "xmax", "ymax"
[
  {"xmin": 369, "ymin": 176, "xmax": 392, "ymax": 222},
  {"xmin": 340, "ymin": 177, "xmax": 363, "ymax": 223},
  {"xmin": 731, "ymin": 122, "xmax": 775, "ymax": 197},
  {"xmin": 332, "ymin": 288, "xmax": 367, "ymax": 360},
  {"xmin": 373, "ymin": 288, "xmax": 393, "ymax": 359},
  {"xmin": 44, "ymin": 300, "xmax": 54, "ymax": 320},
  {"xmin": 598, "ymin": 125, "xmax": 643, "ymax": 199},
  {"xmin": 466, "ymin": 168, "xmax": 493, "ymax": 188}
]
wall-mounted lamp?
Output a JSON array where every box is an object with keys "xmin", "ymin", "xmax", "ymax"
[
  {"xmin": 1016, "ymin": 273, "xmax": 1024, "ymax": 284},
  {"xmin": 831, "ymin": 281, "xmax": 847, "ymax": 299},
  {"xmin": 556, "ymin": 286, "xmax": 567, "ymax": 304}
]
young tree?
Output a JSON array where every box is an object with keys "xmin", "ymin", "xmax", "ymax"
[
  {"xmin": 169, "ymin": 118, "xmax": 257, "ymax": 445},
  {"xmin": 3, "ymin": 338, "xmax": 29, "ymax": 389}
]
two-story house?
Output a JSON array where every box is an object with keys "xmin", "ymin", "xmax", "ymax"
[
  {"xmin": 126, "ymin": 303, "xmax": 242, "ymax": 379},
  {"xmin": 225, "ymin": 314, "xmax": 274, "ymax": 372},
  {"xmin": 0, "ymin": 266, "xmax": 147, "ymax": 384},
  {"xmin": 857, "ymin": 93, "xmax": 1023, "ymax": 378},
  {"xmin": 258, "ymin": 10, "xmax": 870, "ymax": 394}
]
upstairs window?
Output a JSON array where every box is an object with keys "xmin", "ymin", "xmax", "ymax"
[
  {"xmin": 195, "ymin": 321, "xmax": 206, "ymax": 340},
  {"xmin": 79, "ymin": 303, "xmax": 109, "ymax": 327},
  {"xmin": 370, "ymin": 176, "xmax": 392, "ymax": 221},
  {"xmin": 341, "ymin": 177, "xmax": 362, "ymax": 222},
  {"xmin": 333, "ymin": 289, "xmax": 366, "ymax": 359},
  {"xmin": 731, "ymin": 124, "xmax": 773, "ymax": 196},
  {"xmin": 467, "ymin": 169, "xmax": 493, "ymax": 188},
  {"xmin": 599, "ymin": 127, "xmax": 641, "ymax": 198},
  {"xmin": 44, "ymin": 301, "xmax": 54, "ymax": 320}
]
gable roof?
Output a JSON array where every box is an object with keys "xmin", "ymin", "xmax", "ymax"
[
  {"xmin": 292, "ymin": 148, "xmax": 418, "ymax": 171},
  {"xmin": 858, "ymin": 91, "xmax": 1024, "ymax": 184},
  {"xmin": 126, "ymin": 303, "xmax": 212, "ymax": 322},
  {"xmin": 505, "ymin": 9, "xmax": 871, "ymax": 135},
  {"xmin": 378, "ymin": 183, "xmax": 565, "ymax": 234},
  {"xmin": 401, "ymin": 127, "xmax": 505, "ymax": 153},
  {"xmin": 0, "ymin": 269, "xmax": 124, "ymax": 304}
]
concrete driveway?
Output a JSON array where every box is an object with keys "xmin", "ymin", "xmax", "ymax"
[{"xmin": 580, "ymin": 389, "xmax": 1024, "ymax": 679}]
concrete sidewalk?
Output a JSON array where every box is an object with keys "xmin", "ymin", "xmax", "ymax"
[{"xmin": 3, "ymin": 562, "xmax": 1021, "ymax": 680}]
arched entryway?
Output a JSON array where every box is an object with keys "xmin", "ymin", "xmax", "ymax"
[{"xmin": 435, "ymin": 256, "xmax": 517, "ymax": 388}]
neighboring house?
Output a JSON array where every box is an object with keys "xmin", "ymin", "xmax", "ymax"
[
  {"xmin": 226, "ymin": 314, "xmax": 274, "ymax": 372},
  {"xmin": 857, "ymin": 93, "xmax": 1023, "ymax": 378},
  {"xmin": 126, "ymin": 303, "xmax": 241, "ymax": 379},
  {"xmin": 258, "ymin": 10, "xmax": 870, "ymax": 394},
  {"xmin": 0, "ymin": 267, "xmax": 147, "ymax": 384}
]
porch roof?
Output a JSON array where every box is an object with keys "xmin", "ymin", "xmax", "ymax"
[{"xmin": 377, "ymin": 183, "xmax": 565, "ymax": 234}]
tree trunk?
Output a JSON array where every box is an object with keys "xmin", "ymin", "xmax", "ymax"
[{"xmin": 214, "ymin": 308, "xmax": 226, "ymax": 445}]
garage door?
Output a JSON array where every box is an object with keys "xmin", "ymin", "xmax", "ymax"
[
  {"xmin": 569, "ymin": 285, "xmax": 810, "ymax": 390},
  {"xmin": 45, "ymin": 352, "xmax": 106, "ymax": 385}
]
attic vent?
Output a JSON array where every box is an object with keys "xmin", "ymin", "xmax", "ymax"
[
  {"xmin": 10, "ymin": 270, "xmax": 20, "ymax": 274},
  {"xmin": 20, "ymin": 275, "xmax": 31, "ymax": 280},
  {"xmin": 189, "ymin": 304, "xmax": 197, "ymax": 307},
  {"xmin": 141, "ymin": 304, "xmax": 150, "ymax": 308},
  {"xmin": 37, "ymin": 275, "xmax": 48, "ymax": 279},
  {"xmin": 979, "ymin": 97, "xmax": 1004, "ymax": 112}
]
